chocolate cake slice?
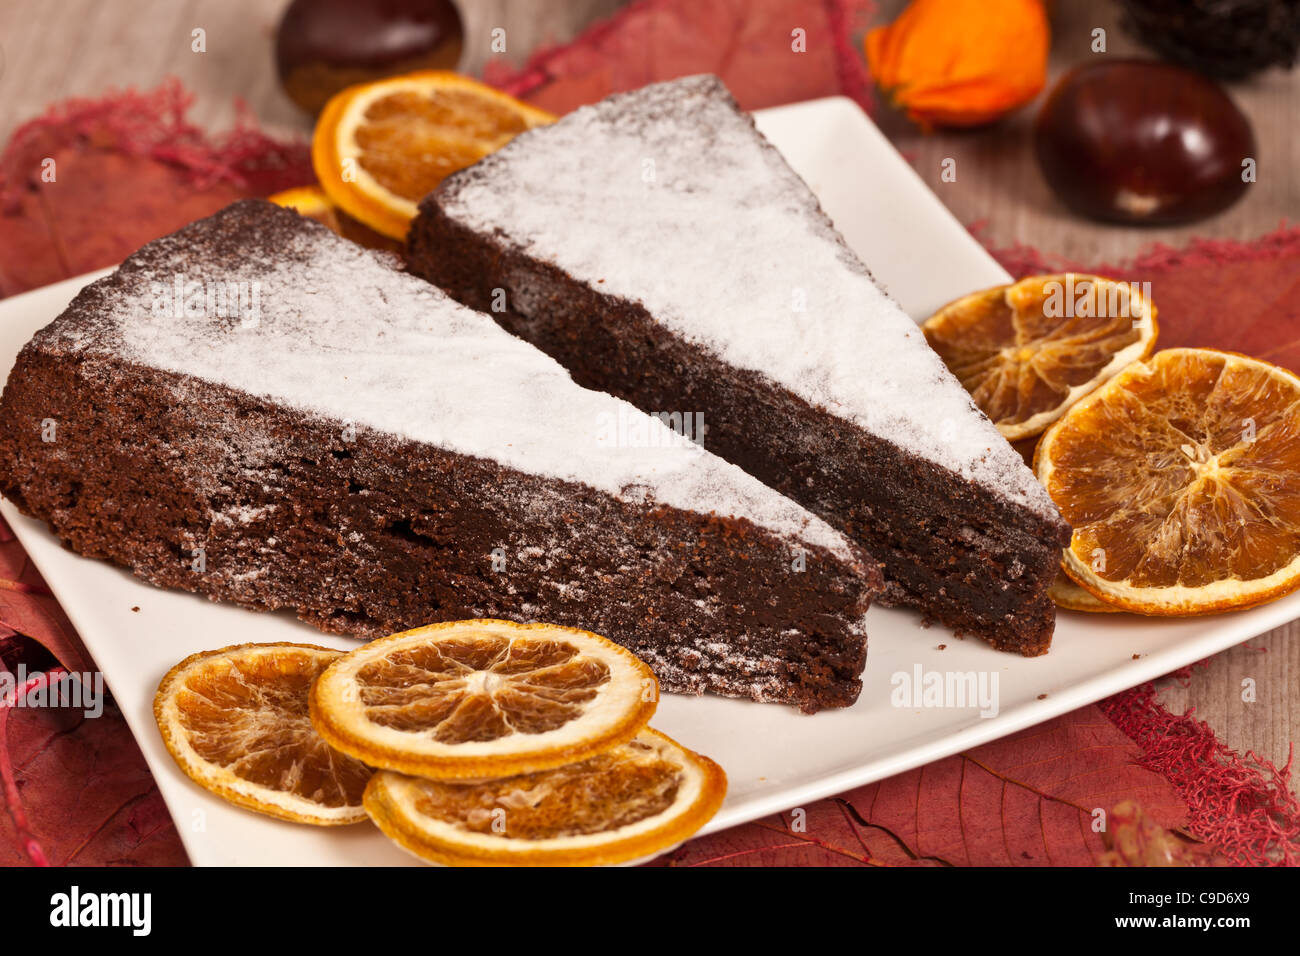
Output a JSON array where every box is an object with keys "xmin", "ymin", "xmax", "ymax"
[
  {"xmin": 0, "ymin": 199, "xmax": 880, "ymax": 712},
  {"xmin": 408, "ymin": 75, "xmax": 1071, "ymax": 656}
]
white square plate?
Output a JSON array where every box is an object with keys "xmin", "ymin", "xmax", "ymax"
[{"xmin": 2, "ymin": 96, "xmax": 1294, "ymax": 866}]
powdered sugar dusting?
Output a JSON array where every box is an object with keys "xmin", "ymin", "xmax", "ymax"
[
  {"xmin": 40, "ymin": 202, "xmax": 858, "ymax": 560},
  {"xmin": 435, "ymin": 75, "xmax": 1056, "ymax": 518}
]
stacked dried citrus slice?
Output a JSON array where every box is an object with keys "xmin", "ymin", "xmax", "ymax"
[
  {"xmin": 154, "ymin": 643, "xmax": 374, "ymax": 825},
  {"xmin": 925, "ymin": 272, "xmax": 1156, "ymax": 614},
  {"xmin": 270, "ymin": 71, "xmax": 551, "ymax": 249},
  {"xmin": 1046, "ymin": 573, "xmax": 1119, "ymax": 614},
  {"xmin": 267, "ymin": 184, "xmax": 403, "ymax": 252},
  {"xmin": 928, "ymin": 276, "xmax": 1300, "ymax": 616},
  {"xmin": 923, "ymin": 273, "xmax": 1157, "ymax": 441},
  {"xmin": 365, "ymin": 729, "xmax": 725, "ymax": 867},
  {"xmin": 309, "ymin": 620, "xmax": 658, "ymax": 779},
  {"xmin": 1035, "ymin": 349, "xmax": 1300, "ymax": 615},
  {"xmin": 154, "ymin": 620, "xmax": 726, "ymax": 866}
]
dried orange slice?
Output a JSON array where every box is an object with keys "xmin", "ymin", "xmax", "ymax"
[
  {"xmin": 1036, "ymin": 348, "xmax": 1300, "ymax": 615},
  {"xmin": 312, "ymin": 71, "xmax": 554, "ymax": 240},
  {"xmin": 1048, "ymin": 571, "xmax": 1120, "ymax": 613},
  {"xmin": 154, "ymin": 643, "xmax": 374, "ymax": 825},
  {"xmin": 267, "ymin": 184, "xmax": 404, "ymax": 252},
  {"xmin": 268, "ymin": 184, "xmax": 339, "ymax": 225},
  {"xmin": 310, "ymin": 620, "xmax": 659, "ymax": 779},
  {"xmin": 363, "ymin": 728, "xmax": 726, "ymax": 866},
  {"xmin": 924, "ymin": 273, "xmax": 1157, "ymax": 440}
]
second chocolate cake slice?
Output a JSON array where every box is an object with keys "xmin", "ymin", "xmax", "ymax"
[
  {"xmin": 0, "ymin": 200, "xmax": 878, "ymax": 712},
  {"xmin": 409, "ymin": 75, "xmax": 1071, "ymax": 655}
]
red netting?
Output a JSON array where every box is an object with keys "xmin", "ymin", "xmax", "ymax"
[
  {"xmin": 1101, "ymin": 682, "xmax": 1300, "ymax": 865},
  {"xmin": 0, "ymin": 77, "xmax": 311, "ymax": 210}
]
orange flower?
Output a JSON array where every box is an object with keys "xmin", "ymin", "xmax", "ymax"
[{"xmin": 866, "ymin": 0, "xmax": 1050, "ymax": 128}]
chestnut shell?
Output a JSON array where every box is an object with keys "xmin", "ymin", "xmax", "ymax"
[
  {"xmin": 276, "ymin": 0, "xmax": 464, "ymax": 115},
  {"xmin": 1033, "ymin": 60, "xmax": 1256, "ymax": 226}
]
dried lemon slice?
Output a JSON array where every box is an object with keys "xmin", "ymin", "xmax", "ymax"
[
  {"xmin": 312, "ymin": 70, "xmax": 554, "ymax": 239},
  {"xmin": 924, "ymin": 273, "xmax": 1157, "ymax": 440},
  {"xmin": 363, "ymin": 728, "xmax": 726, "ymax": 866},
  {"xmin": 154, "ymin": 643, "xmax": 374, "ymax": 825},
  {"xmin": 310, "ymin": 620, "xmax": 659, "ymax": 779},
  {"xmin": 1036, "ymin": 348, "xmax": 1300, "ymax": 615}
]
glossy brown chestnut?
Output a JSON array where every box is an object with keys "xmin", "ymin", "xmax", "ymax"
[
  {"xmin": 1034, "ymin": 60, "xmax": 1256, "ymax": 226},
  {"xmin": 276, "ymin": 0, "xmax": 464, "ymax": 115}
]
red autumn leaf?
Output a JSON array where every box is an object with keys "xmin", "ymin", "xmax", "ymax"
[
  {"xmin": 0, "ymin": 148, "xmax": 249, "ymax": 297},
  {"xmin": 657, "ymin": 795, "xmax": 947, "ymax": 867},
  {"xmin": 484, "ymin": 0, "xmax": 877, "ymax": 115},
  {"xmin": 0, "ymin": 79, "xmax": 312, "ymax": 299},
  {"xmin": 0, "ymin": 646, "xmax": 187, "ymax": 866},
  {"xmin": 655, "ymin": 706, "xmax": 1201, "ymax": 866},
  {"xmin": 0, "ymin": 517, "xmax": 92, "ymax": 678},
  {"xmin": 1099, "ymin": 800, "xmax": 1224, "ymax": 866},
  {"xmin": 1131, "ymin": 253, "xmax": 1300, "ymax": 373},
  {"xmin": 988, "ymin": 228, "xmax": 1300, "ymax": 376},
  {"xmin": 0, "ymin": 487, "xmax": 185, "ymax": 867}
]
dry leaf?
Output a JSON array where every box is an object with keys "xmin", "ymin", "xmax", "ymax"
[
  {"xmin": 0, "ymin": 79, "xmax": 311, "ymax": 298},
  {"xmin": 0, "ymin": 643, "xmax": 187, "ymax": 866},
  {"xmin": 989, "ymin": 228, "xmax": 1300, "ymax": 375},
  {"xmin": 1099, "ymin": 800, "xmax": 1224, "ymax": 866},
  {"xmin": 485, "ymin": 0, "xmax": 877, "ymax": 114},
  {"xmin": 655, "ymin": 707, "xmax": 1199, "ymax": 866},
  {"xmin": 0, "ymin": 517, "xmax": 92, "ymax": 677}
]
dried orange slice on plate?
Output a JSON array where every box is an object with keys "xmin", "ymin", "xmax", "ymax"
[
  {"xmin": 267, "ymin": 184, "xmax": 338, "ymax": 224},
  {"xmin": 312, "ymin": 71, "xmax": 554, "ymax": 239},
  {"xmin": 1048, "ymin": 571, "xmax": 1120, "ymax": 613},
  {"xmin": 363, "ymin": 728, "xmax": 726, "ymax": 866},
  {"xmin": 154, "ymin": 643, "xmax": 374, "ymax": 825},
  {"xmin": 267, "ymin": 184, "xmax": 404, "ymax": 252},
  {"xmin": 310, "ymin": 619, "xmax": 659, "ymax": 779},
  {"xmin": 924, "ymin": 273, "xmax": 1157, "ymax": 440},
  {"xmin": 1036, "ymin": 348, "xmax": 1300, "ymax": 615}
]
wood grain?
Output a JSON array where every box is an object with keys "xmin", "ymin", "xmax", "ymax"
[{"xmin": 0, "ymin": 0, "xmax": 1294, "ymax": 792}]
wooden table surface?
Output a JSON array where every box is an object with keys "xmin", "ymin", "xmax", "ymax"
[{"xmin": 0, "ymin": 0, "xmax": 1295, "ymax": 792}]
